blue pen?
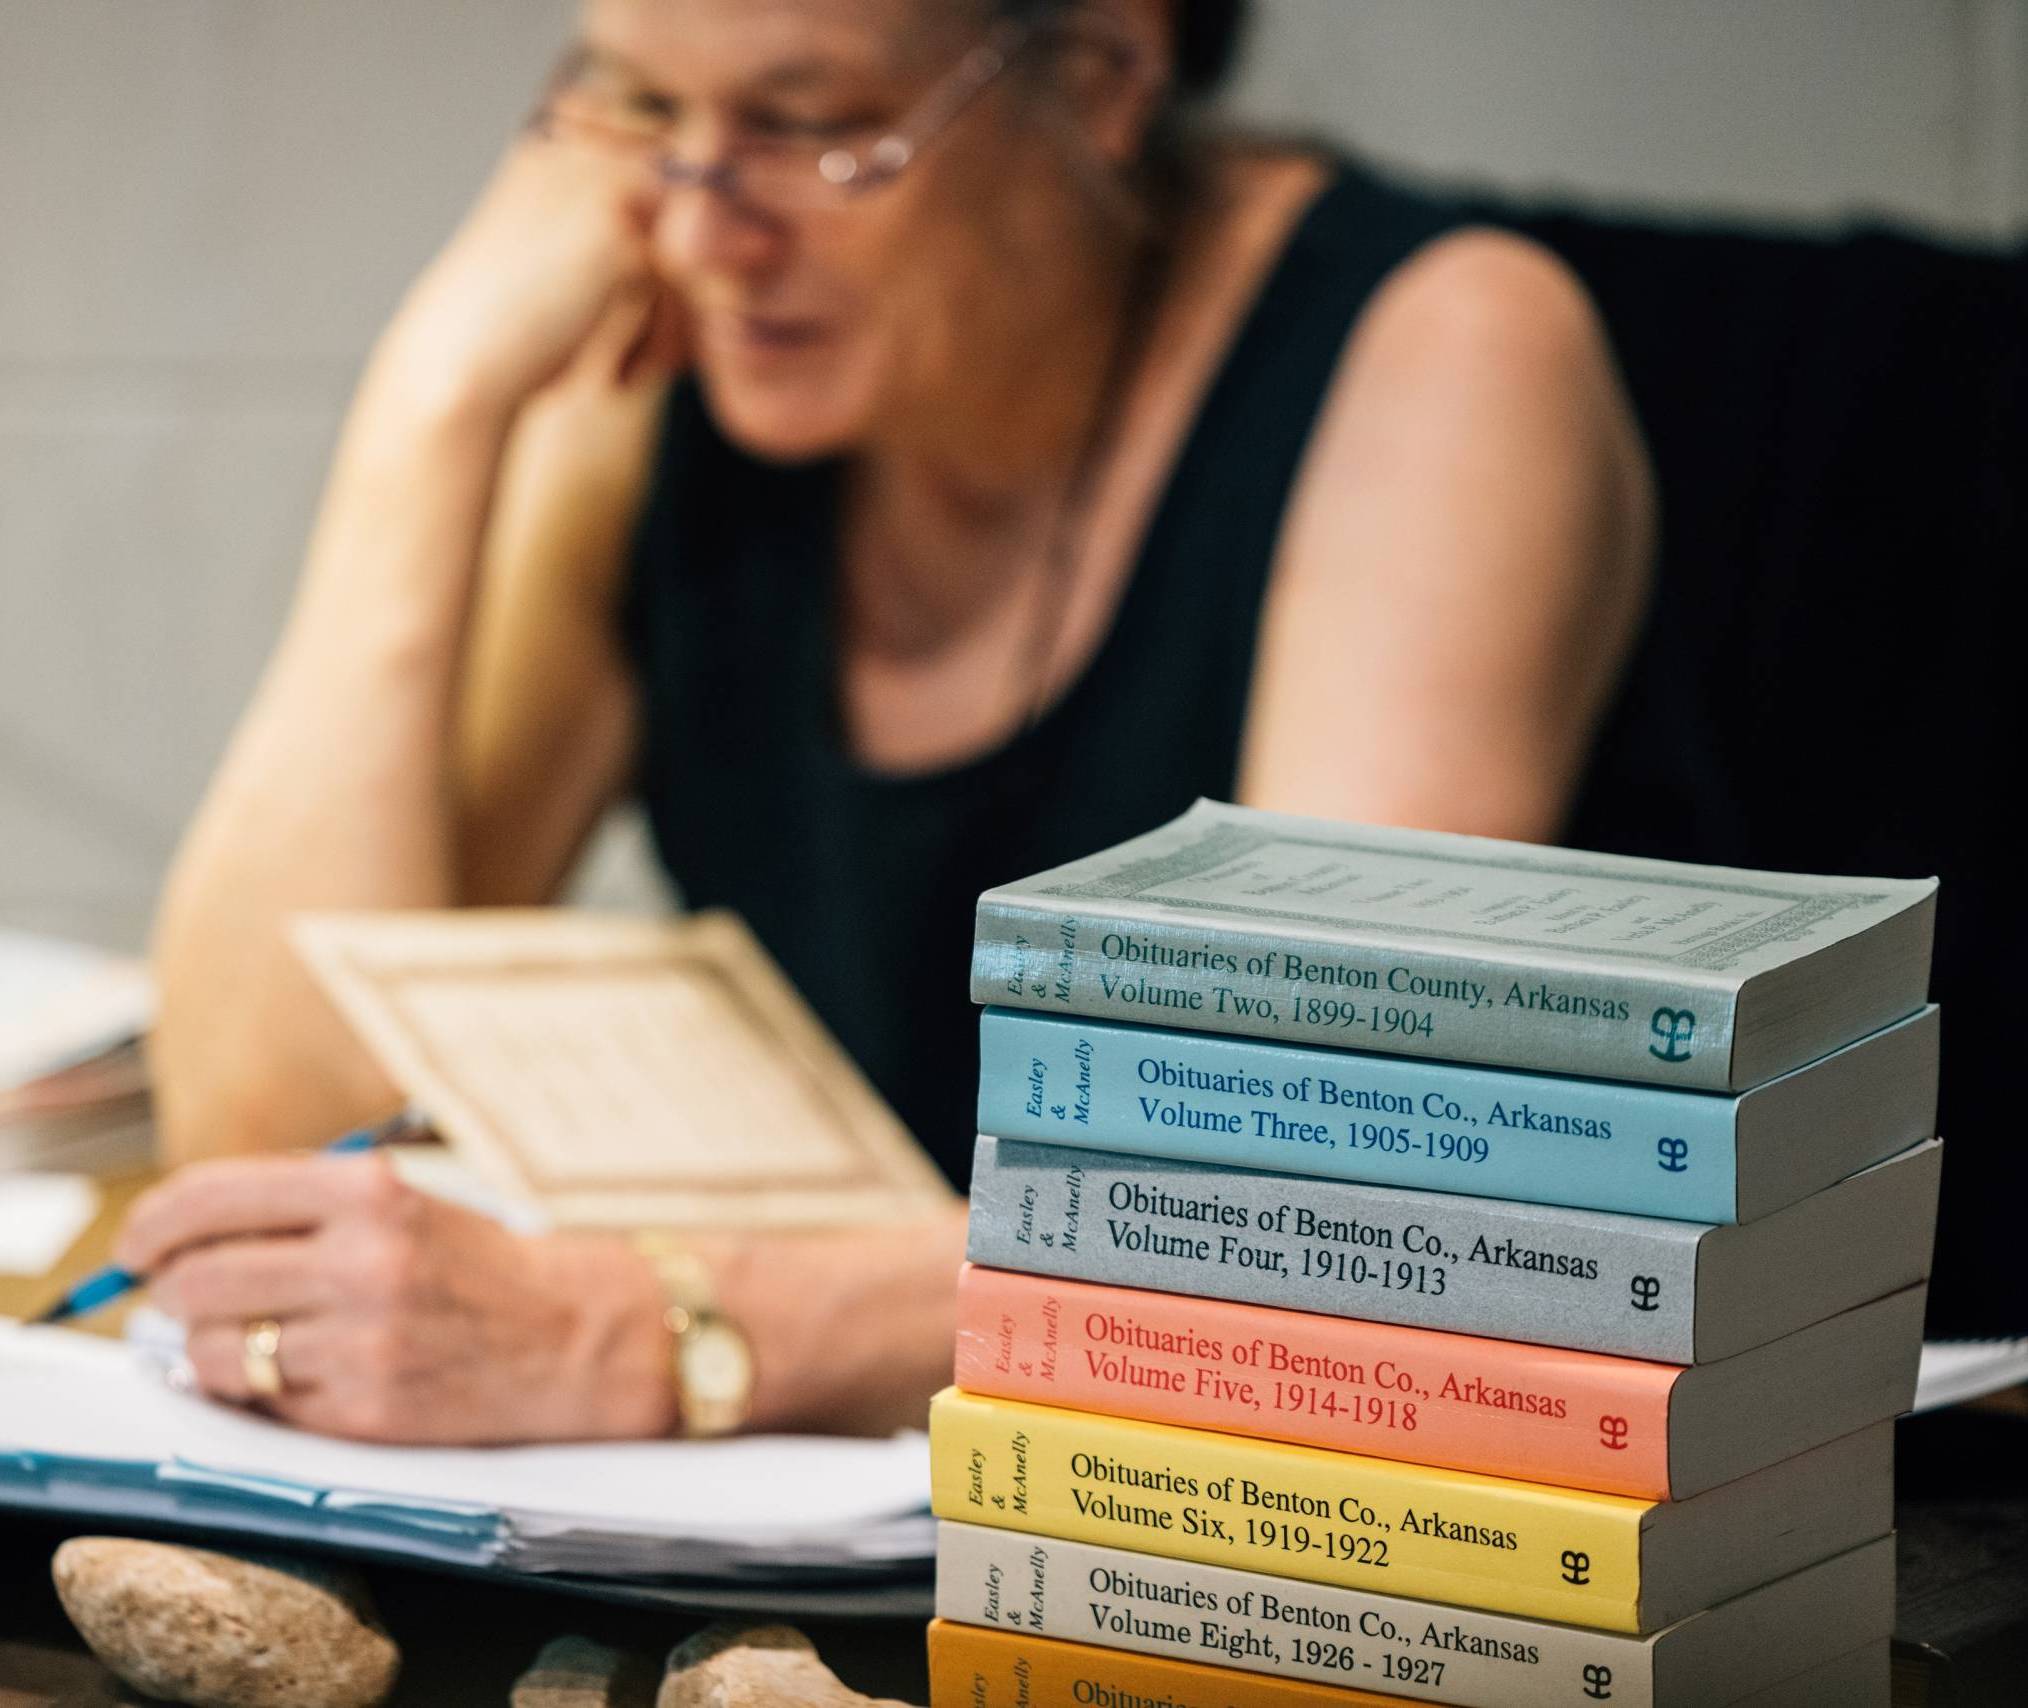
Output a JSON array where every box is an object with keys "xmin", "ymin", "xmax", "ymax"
[{"xmin": 29, "ymin": 1111, "xmax": 417, "ymax": 1327}]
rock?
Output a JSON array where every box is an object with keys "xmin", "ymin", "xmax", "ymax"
[
  {"xmin": 513, "ymin": 1635, "xmax": 658, "ymax": 1707},
  {"xmin": 659, "ymin": 1626, "xmax": 919, "ymax": 1708},
  {"xmin": 51, "ymin": 1537, "xmax": 399, "ymax": 1708}
]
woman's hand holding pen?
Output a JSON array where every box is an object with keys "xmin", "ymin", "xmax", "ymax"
[
  {"xmin": 114, "ymin": 1154, "xmax": 679, "ymax": 1445},
  {"xmin": 112, "ymin": 1150, "xmax": 969, "ymax": 1444}
]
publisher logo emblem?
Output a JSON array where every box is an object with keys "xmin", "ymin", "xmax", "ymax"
[
  {"xmin": 1599, "ymin": 1415, "xmax": 1630, "ymax": 1452},
  {"xmin": 1561, "ymin": 1549, "xmax": 1592, "ymax": 1586},
  {"xmin": 1630, "ymin": 1275, "xmax": 1663, "ymax": 1312},
  {"xmin": 1583, "ymin": 1664, "xmax": 1614, "ymax": 1700},
  {"xmin": 1656, "ymin": 1136, "xmax": 1689, "ymax": 1173},
  {"xmin": 1648, "ymin": 1008, "xmax": 1696, "ymax": 1063}
]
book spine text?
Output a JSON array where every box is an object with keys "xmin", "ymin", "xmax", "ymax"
[
  {"xmin": 935, "ymin": 1522, "xmax": 1672, "ymax": 1708},
  {"xmin": 978, "ymin": 1007, "xmax": 1744, "ymax": 1220},
  {"xmin": 929, "ymin": 1388, "xmax": 1650, "ymax": 1630},
  {"xmin": 927, "ymin": 1620, "xmax": 1418, "ymax": 1708},
  {"xmin": 971, "ymin": 899, "xmax": 1740, "ymax": 1090},
  {"xmin": 954, "ymin": 1265, "xmax": 1681, "ymax": 1498},
  {"xmin": 967, "ymin": 1137, "xmax": 1703, "ymax": 1361}
]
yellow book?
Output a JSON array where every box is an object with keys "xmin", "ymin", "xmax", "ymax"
[{"xmin": 929, "ymin": 1389, "xmax": 1891, "ymax": 1633}]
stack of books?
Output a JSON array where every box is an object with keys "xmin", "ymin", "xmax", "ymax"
[{"xmin": 926, "ymin": 801, "xmax": 1941, "ymax": 1708}]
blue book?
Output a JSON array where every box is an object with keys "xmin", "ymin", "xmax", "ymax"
[{"xmin": 976, "ymin": 1004, "xmax": 1937, "ymax": 1222}]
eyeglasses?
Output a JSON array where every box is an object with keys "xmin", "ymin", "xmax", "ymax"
[{"xmin": 531, "ymin": 19, "xmax": 1035, "ymax": 215}]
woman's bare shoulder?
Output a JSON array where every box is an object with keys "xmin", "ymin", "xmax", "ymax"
[
  {"xmin": 1259, "ymin": 205, "xmax": 1652, "ymax": 705},
  {"xmin": 1181, "ymin": 149, "xmax": 1617, "ymax": 419},
  {"xmin": 1297, "ymin": 214, "xmax": 1650, "ymax": 552},
  {"xmin": 1240, "ymin": 213, "xmax": 1653, "ymax": 835},
  {"xmin": 1359, "ymin": 222, "xmax": 1616, "ymax": 383}
]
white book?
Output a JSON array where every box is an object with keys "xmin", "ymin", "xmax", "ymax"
[{"xmin": 936, "ymin": 1522, "xmax": 1893, "ymax": 1708}]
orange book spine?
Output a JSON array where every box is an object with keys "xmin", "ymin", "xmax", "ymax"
[
  {"xmin": 954, "ymin": 1264, "xmax": 1680, "ymax": 1499},
  {"xmin": 929, "ymin": 1620, "xmax": 1421, "ymax": 1707}
]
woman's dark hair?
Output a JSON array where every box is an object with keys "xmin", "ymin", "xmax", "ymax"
[
  {"xmin": 996, "ymin": 1, "xmax": 1253, "ymax": 102},
  {"xmin": 1170, "ymin": 0, "xmax": 1251, "ymax": 98},
  {"xmin": 992, "ymin": 0, "xmax": 1254, "ymax": 226}
]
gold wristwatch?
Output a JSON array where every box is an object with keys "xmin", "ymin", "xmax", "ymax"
[{"xmin": 633, "ymin": 1232, "xmax": 755, "ymax": 1438}]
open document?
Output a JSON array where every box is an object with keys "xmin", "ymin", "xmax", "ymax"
[{"xmin": 0, "ymin": 1325, "xmax": 931, "ymax": 1586}]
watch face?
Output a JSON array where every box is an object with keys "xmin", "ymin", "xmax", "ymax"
[{"xmin": 686, "ymin": 1321, "xmax": 756, "ymax": 1401}]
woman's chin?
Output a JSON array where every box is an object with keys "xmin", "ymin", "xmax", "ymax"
[{"xmin": 699, "ymin": 372, "xmax": 864, "ymax": 465}]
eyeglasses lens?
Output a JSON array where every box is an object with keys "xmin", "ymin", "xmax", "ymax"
[{"xmin": 540, "ymin": 65, "xmax": 864, "ymax": 213}]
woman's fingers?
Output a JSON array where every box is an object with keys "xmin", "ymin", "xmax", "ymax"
[
  {"xmin": 184, "ymin": 1313, "xmax": 336, "ymax": 1405},
  {"xmin": 149, "ymin": 1233, "xmax": 339, "ymax": 1325},
  {"xmin": 115, "ymin": 1152, "xmax": 407, "ymax": 1275},
  {"xmin": 619, "ymin": 283, "xmax": 693, "ymax": 387},
  {"xmin": 390, "ymin": 132, "xmax": 665, "ymax": 413},
  {"xmin": 184, "ymin": 1313, "xmax": 424, "ymax": 1443}
]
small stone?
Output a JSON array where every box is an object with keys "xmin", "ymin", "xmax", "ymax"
[
  {"xmin": 51, "ymin": 1537, "xmax": 399, "ymax": 1708},
  {"xmin": 659, "ymin": 1626, "xmax": 918, "ymax": 1708},
  {"xmin": 513, "ymin": 1635, "xmax": 658, "ymax": 1707}
]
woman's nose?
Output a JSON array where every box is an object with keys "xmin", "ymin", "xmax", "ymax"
[{"xmin": 650, "ymin": 177, "xmax": 790, "ymax": 283}]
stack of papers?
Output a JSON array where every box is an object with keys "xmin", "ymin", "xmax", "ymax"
[
  {"xmin": 0, "ymin": 1326, "xmax": 932, "ymax": 1586},
  {"xmin": 0, "ymin": 1173, "xmax": 100, "ymax": 1275},
  {"xmin": 1, "ymin": 931, "xmax": 154, "ymax": 1173},
  {"xmin": 1914, "ymin": 1338, "xmax": 2028, "ymax": 1413},
  {"xmin": 0, "ymin": 931, "xmax": 152, "ymax": 1091}
]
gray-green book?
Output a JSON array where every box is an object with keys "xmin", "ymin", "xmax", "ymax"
[{"xmin": 971, "ymin": 800, "xmax": 1936, "ymax": 1092}]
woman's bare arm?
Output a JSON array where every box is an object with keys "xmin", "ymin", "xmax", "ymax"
[
  {"xmin": 151, "ymin": 142, "xmax": 669, "ymax": 1163},
  {"xmin": 1239, "ymin": 228, "xmax": 1654, "ymax": 839},
  {"xmin": 455, "ymin": 327, "xmax": 671, "ymax": 907}
]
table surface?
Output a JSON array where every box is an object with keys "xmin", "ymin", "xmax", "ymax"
[
  {"xmin": 4, "ymin": 1501, "xmax": 2024, "ymax": 1707},
  {"xmin": 0, "ymin": 1514, "xmax": 931, "ymax": 1705},
  {"xmin": 7, "ymin": 1137, "xmax": 2026, "ymax": 1706}
]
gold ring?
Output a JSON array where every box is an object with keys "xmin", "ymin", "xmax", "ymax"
[{"xmin": 242, "ymin": 1318, "xmax": 284, "ymax": 1398}]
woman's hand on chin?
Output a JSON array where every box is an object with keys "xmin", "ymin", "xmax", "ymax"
[
  {"xmin": 114, "ymin": 1154, "xmax": 679, "ymax": 1445},
  {"xmin": 373, "ymin": 132, "xmax": 683, "ymax": 428}
]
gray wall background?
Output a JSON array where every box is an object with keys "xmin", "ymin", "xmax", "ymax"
[{"xmin": 5, "ymin": 1, "xmax": 2025, "ymax": 952}]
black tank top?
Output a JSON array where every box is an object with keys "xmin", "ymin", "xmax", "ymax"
[{"xmin": 620, "ymin": 165, "xmax": 1459, "ymax": 1189}]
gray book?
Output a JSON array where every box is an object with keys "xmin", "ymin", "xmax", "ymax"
[
  {"xmin": 966, "ymin": 1134, "xmax": 1941, "ymax": 1362},
  {"xmin": 972, "ymin": 800, "xmax": 1937, "ymax": 1092},
  {"xmin": 935, "ymin": 1524, "xmax": 1893, "ymax": 1708},
  {"xmin": 1734, "ymin": 1645, "xmax": 1886, "ymax": 1708}
]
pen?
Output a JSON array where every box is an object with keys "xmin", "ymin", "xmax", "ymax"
[{"xmin": 29, "ymin": 1111, "xmax": 419, "ymax": 1327}]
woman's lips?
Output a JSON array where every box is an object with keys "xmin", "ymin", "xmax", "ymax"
[{"xmin": 718, "ymin": 312, "xmax": 831, "ymax": 354}]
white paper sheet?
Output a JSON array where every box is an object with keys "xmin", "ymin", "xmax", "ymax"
[
  {"xmin": 1914, "ymin": 1337, "xmax": 2028, "ymax": 1413},
  {"xmin": 0, "ymin": 931, "xmax": 153, "ymax": 1089},
  {"xmin": 0, "ymin": 1173, "xmax": 99, "ymax": 1274},
  {"xmin": 0, "ymin": 1324, "xmax": 929, "ymax": 1569}
]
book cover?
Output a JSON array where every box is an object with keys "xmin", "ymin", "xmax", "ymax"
[
  {"xmin": 966, "ymin": 1136, "xmax": 1940, "ymax": 1362},
  {"xmin": 933, "ymin": 1524, "xmax": 1896, "ymax": 1708},
  {"xmin": 972, "ymin": 799, "xmax": 1935, "ymax": 1091},
  {"xmin": 928, "ymin": 1388, "xmax": 1893, "ymax": 1632},
  {"xmin": 954, "ymin": 1266, "xmax": 1924, "ymax": 1500},
  {"xmin": 927, "ymin": 1624, "xmax": 1888, "ymax": 1707},
  {"xmin": 290, "ymin": 908, "xmax": 954, "ymax": 1229},
  {"xmin": 976, "ymin": 1005, "xmax": 1938, "ymax": 1222}
]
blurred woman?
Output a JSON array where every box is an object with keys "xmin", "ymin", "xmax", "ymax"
[{"xmin": 125, "ymin": 0, "xmax": 1651, "ymax": 1443}]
